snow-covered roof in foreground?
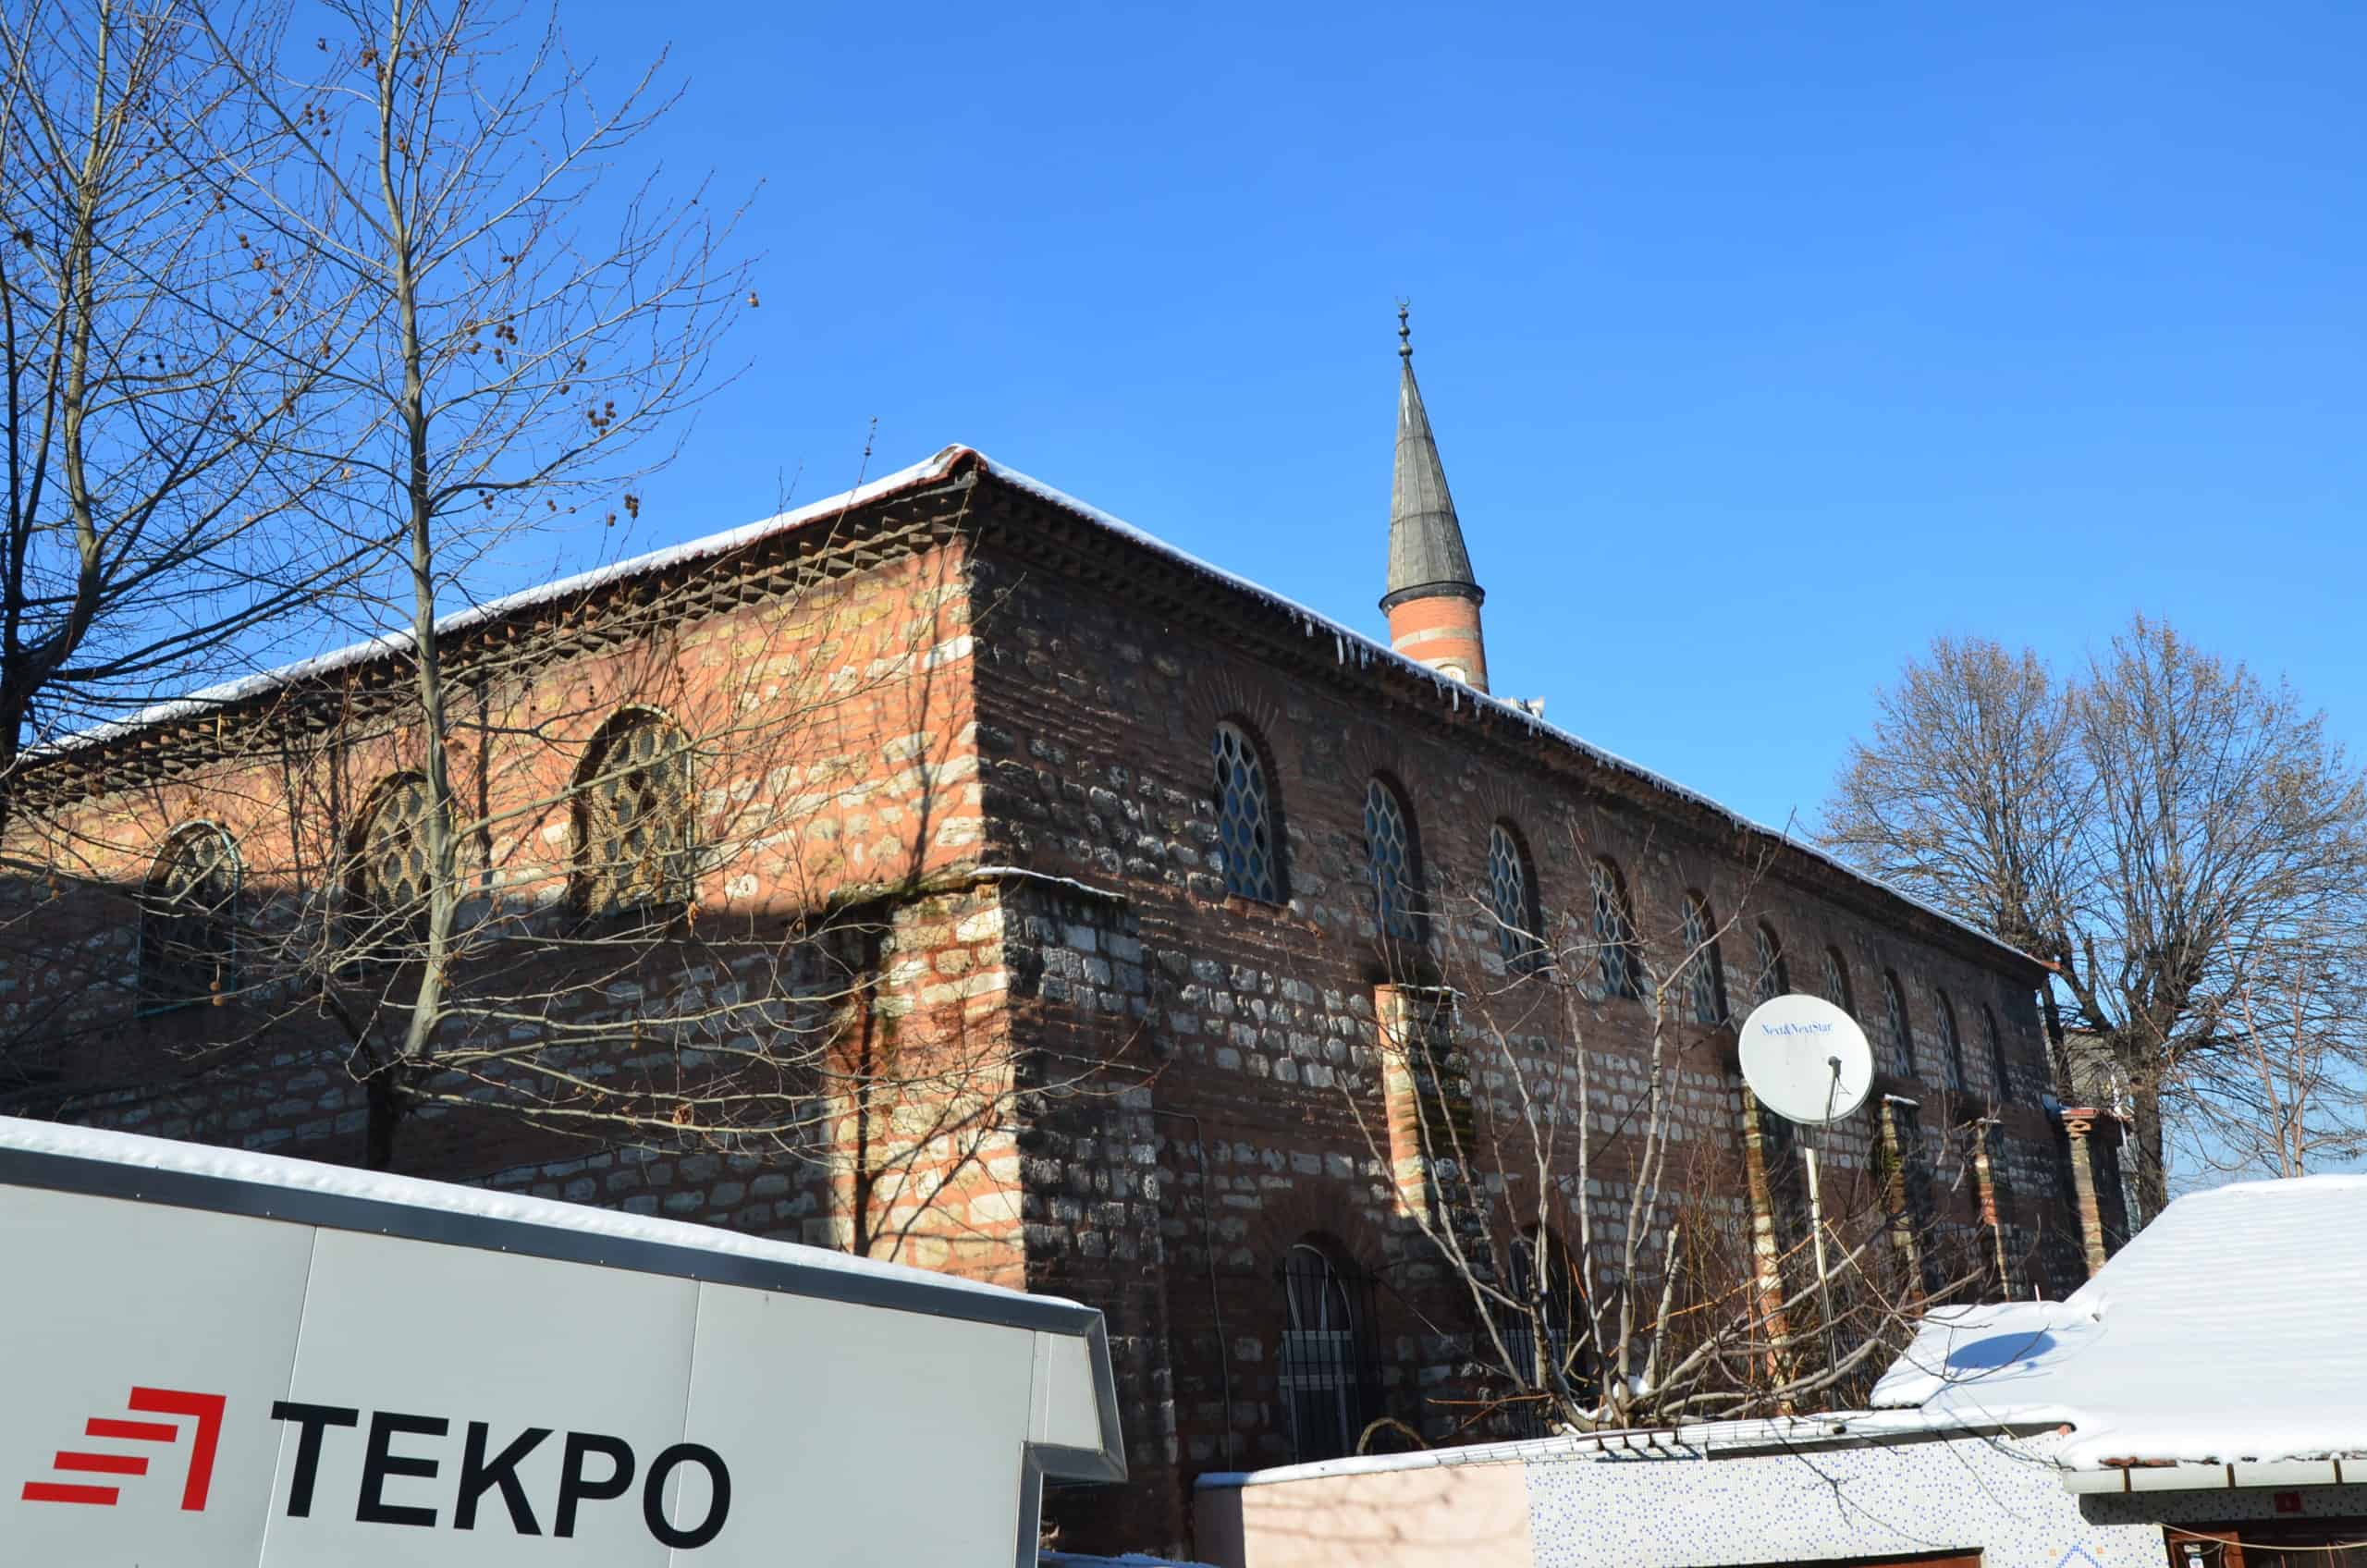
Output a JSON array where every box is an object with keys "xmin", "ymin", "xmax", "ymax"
[
  {"xmin": 0, "ymin": 1114, "xmax": 1051, "ymax": 1314},
  {"xmin": 37, "ymin": 444, "xmax": 2030, "ymax": 970},
  {"xmin": 1872, "ymin": 1173, "xmax": 2367, "ymax": 1468},
  {"xmin": 1196, "ymin": 1405, "xmax": 2026, "ymax": 1490}
]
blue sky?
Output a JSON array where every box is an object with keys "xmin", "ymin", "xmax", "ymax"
[{"xmin": 556, "ymin": 0, "xmax": 2365, "ymax": 835}]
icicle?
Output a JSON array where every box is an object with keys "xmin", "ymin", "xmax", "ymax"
[{"xmin": 1333, "ymin": 633, "xmax": 1345, "ymax": 664}]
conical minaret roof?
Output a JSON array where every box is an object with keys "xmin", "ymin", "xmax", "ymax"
[{"xmin": 1382, "ymin": 308, "xmax": 1483, "ymax": 612}]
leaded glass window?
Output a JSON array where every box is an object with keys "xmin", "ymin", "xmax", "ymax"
[
  {"xmin": 1752, "ymin": 925, "xmax": 1789, "ymax": 1007},
  {"xmin": 352, "ymin": 773, "xmax": 437, "ymax": 925},
  {"xmin": 1982, "ymin": 1005, "xmax": 2010, "ymax": 1100},
  {"xmin": 576, "ymin": 710, "xmax": 699, "ymax": 916},
  {"xmin": 1589, "ymin": 859, "xmax": 1639, "ymax": 999},
  {"xmin": 1821, "ymin": 948, "xmax": 1854, "ymax": 1014},
  {"xmin": 138, "ymin": 825, "xmax": 239, "ymax": 1009},
  {"xmin": 1364, "ymin": 778, "xmax": 1421, "ymax": 945},
  {"xmin": 1936, "ymin": 994, "xmax": 1967, "ymax": 1092},
  {"xmin": 1680, "ymin": 891, "xmax": 1727, "ymax": 1025},
  {"xmin": 1488, "ymin": 823, "xmax": 1540, "ymax": 971},
  {"xmin": 1882, "ymin": 971, "xmax": 1915, "ymax": 1077},
  {"xmin": 1212, "ymin": 723, "xmax": 1282, "ymax": 902}
]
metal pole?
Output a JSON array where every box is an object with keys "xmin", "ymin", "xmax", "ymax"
[{"xmin": 1802, "ymin": 1142, "xmax": 1837, "ymax": 1369}]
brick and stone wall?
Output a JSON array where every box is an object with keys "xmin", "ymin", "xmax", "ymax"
[
  {"xmin": 0, "ymin": 514, "xmax": 1012, "ymax": 1253},
  {"xmin": 961, "ymin": 487, "xmax": 2094, "ymax": 1541},
  {"xmin": 0, "ymin": 459, "xmax": 2105, "ymax": 1561}
]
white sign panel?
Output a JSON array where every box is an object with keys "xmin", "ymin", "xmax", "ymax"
[
  {"xmin": 3, "ymin": 1186, "xmax": 313, "ymax": 1567},
  {"xmin": 0, "ymin": 1120, "xmax": 1122, "ymax": 1568}
]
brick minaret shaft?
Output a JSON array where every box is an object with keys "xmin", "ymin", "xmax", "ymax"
[{"xmin": 1381, "ymin": 305, "xmax": 1490, "ymax": 692}]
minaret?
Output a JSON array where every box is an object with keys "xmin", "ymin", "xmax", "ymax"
[{"xmin": 1382, "ymin": 304, "xmax": 1490, "ymax": 693}]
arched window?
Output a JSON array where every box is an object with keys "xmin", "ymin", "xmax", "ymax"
[
  {"xmin": 1487, "ymin": 822, "xmax": 1542, "ymax": 972},
  {"xmin": 1589, "ymin": 859, "xmax": 1640, "ymax": 999},
  {"xmin": 574, "ymin": 708, "xmax": 698, "ymax": 916},
  {"xmin": 349, "ymin": 772, "xmax": 439, "ymax": 961},
  {"xmin": 1211, "ymin": 721, "xmax": 1282, "ymax": 902},
  {"xmin": 1982, "ymin": 1004, "xmax": 2010, "ymax": 1100},
  {"xmin": 1882, "ymin": 971, "xmax": 1915, "ymax": 1077},
  {"xmin": 1280, "ymin": 1241, "xmax": 1376, "ymax": 1463},
  {"xmin": 1821, "ymin": 947, "xmax": 1854, "ymax": 1014},
  {"xmin": 1364, "ymin": 777, "xmax": 1422, "ymax": 945},
  {"xmin": 1935, "ymin": 993, "xmax": 1967, "ymax": 1092},
  {"xmin": 1751, "ymin": 924, "xmax": 1789, "ymax": 1007},
  {"xmin": 137, "ymin": 824, "xmax": 239, "ymax": 1009},
  {"xmin": 1503, "ymin": 1229, "xmax": 1588, "ymax": 1439},
  {"xmin": 1679, "ymin": 891, "xmax": 1727, "ymax": 1025}
]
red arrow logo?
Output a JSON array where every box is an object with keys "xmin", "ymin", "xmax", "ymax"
[{"xmin": 20, "ymin": 1386, "xmax": 227, "ymax": 1511}]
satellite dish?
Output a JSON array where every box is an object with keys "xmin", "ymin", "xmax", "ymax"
[{"xmin": 1737, "ymin": 994, "xmax": 1874, "ymax": 1125}]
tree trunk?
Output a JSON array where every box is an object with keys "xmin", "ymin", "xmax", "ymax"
[
  {"xmin": 2127, "ymin": 1075, "xmax": 2168, "ymax": 1225},
  {"xmin": 363, "ymin": 1069, "xmax": 405, "ymax": 1172}
]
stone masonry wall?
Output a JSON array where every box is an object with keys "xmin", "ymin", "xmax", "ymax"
[
  {"xmin": 0, "ymin": 464, "xmax": 2107, "ymax": 1563},
  {"xmin": 963, "ymin": 511, "xmax": 2091, "ymax": 1548},
  {"xmin": 0, "ymin": 530, "xmax": 1024, "ymax": 1289}
]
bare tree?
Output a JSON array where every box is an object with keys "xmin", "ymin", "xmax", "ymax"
[
  {"xmin": 0, "ymin": 6, "xmax": 1125, "ymax": 1278},
  {"xmin": 1824, "ymin": 617, "xmax": 2367, "ymax": 1219},
  {"xmin": 1341, "ymin": 834, "xmax": 1991, "ymax": 1440},
  {"xmin": 187, "ymin": 0, "xmax": 746, "ymax": 1126},
  {"xmin": 0, "ymin": 447, "xmax": 1137, "ymax": 1272},
  {"xmin": 0, "ymin": 0, "xmax": 356, "ymax": 824},
  {"xmin": 2175, "ymin": 920, "xmax": 2367, "ymax": 1182}
]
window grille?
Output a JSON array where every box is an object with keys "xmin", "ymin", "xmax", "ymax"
[
  {"xmin": 576, "ymin": 710, "xmax": 698, "ymax": 916},
  {"xmin": 1280, "ymin": 1243, "xmax": 1380, "ymax": 1463},
  {"xmin": 1821, "ymin": 948, "xmax": 1854, "ymax": 1014},
  {"xmin": 1936, "ymin": 994, "xmax": 1967, "ymax": 1093},
  {"xmin": 1364, "ymin": 778, "xmax": 1421, "ymax": 945},
  {"xmin": 1487, "ymin": 823, "xmax": 1540, "ymax": 972},
  {"xmin": 1882, "ymin": 972, "xmax": 1915, "ymax": 1077},
  {"xmin": 1679, "ymin": 891, "xmax": 1727, "ymax": 1024},
  {"xmin": 349, "ymin": 774, "xmax": 439, "ymax": 962},
  {"xmin": 1751, "ymin": 925, "xmax": 1789, "ymax": 1007},
  {"xmin": 1981, "ymin": 1005, "xmax": 2010, "ymax": 1099},
  {"xmin": 1502, "ymin": 1231, "xmax": 1588, "ymax": 1439},
  {"xmin": 1589, "ymin": 860, "xmax": 1639, "ymax": 999},
  {"xmin": 1211, "ymin": 723, "xmax": 1282, "ymax": 902},
  {"xmin": 138, "ymin": 825, "xmax": 239, "ymax": 1009}
]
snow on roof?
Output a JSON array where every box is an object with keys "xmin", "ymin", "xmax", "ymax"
[
  {"xmin": 34, "ymin": 443, "xmax": 2030, "ymax": 969},
  {"xmin": 1194, "ymin": 1405, "xmax": 2020, "ymax": 1490},
  {"xmin": 1871, "ymin": 1173, "xmax": 2367, "ymax": 1467},
  {"xmin": 0, "ymin": 1113, "xmax": 1054, "ymax": 1314},
  {"xmin": 35, "ymin": 447, "xmax": 963, "ymax": 758}
]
